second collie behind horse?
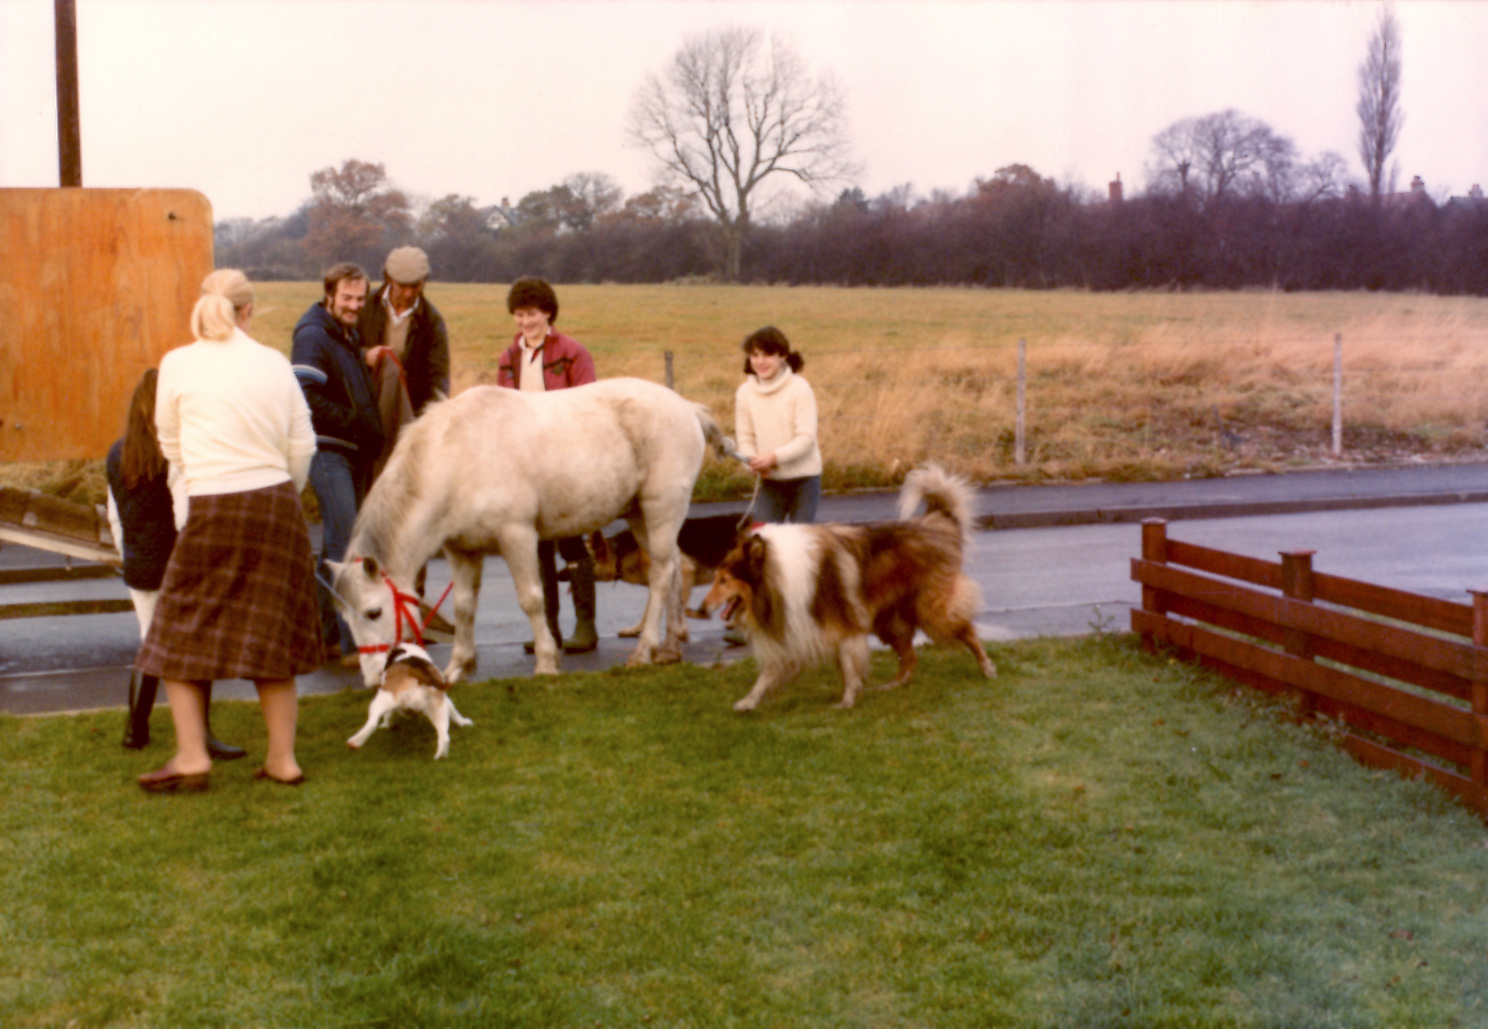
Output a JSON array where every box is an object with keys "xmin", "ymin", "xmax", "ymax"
[{"xmin": 329, "ymin": 378, "xmax": 729, "ymax": 684}]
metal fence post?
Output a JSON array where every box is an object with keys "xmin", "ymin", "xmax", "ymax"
[
  {"xmin": 664, "ymin": 350, "xmax": 674, "ymax": 390},
  {"xmin": 1332, "ymin": 333, "xmax": 1343, "ymax": 459},
  {"xmin": 1015, "ymin": 338, "xmax": 1026, "ymax": 466}
]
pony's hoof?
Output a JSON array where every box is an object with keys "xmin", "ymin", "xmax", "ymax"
[
  {"xmin": 654, "ymin": 647, "xmax": 683, "ymax": 665},
  {"xmin": 618, "ymin": 626, "xmax": 642, "ymax": 638},
  {"xmin": 733, "ymin": 697, "xmax": 759, "ymax": 712}
]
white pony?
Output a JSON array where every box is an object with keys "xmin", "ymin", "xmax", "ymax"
[{"xmin": 329, "ymin": 378, "xmax": 729, "ymax": 685}]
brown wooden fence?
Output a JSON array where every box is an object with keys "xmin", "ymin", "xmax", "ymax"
[{"xmin": 1131, "ymin": 518, "xmax": 1488, "ymax": 818}]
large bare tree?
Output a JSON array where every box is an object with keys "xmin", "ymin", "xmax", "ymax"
[
  {"xmin": 1356, "ymin": 6, "xmax": 1404, "ymax": 198},
  {"xmin": 628, "ymin": 27, "xmax": 856, "ymax": 280}
]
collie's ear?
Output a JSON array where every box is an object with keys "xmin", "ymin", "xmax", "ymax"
[
  {"xmin": 362, "ymin": 556, "xmax": 381, "ymax": 579},
  {"xmin": 743, "ymin": 534, "xmax": 769, "ymax": 575}
]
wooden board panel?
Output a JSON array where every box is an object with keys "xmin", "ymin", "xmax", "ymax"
[{"xmin": 0, "ymin": 188, "xmax": 214, "ymax": 462}]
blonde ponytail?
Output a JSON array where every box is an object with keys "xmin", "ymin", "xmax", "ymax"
[{"xmin": 190, "ymin": 269, "xmax": 253, "ymax": 341}]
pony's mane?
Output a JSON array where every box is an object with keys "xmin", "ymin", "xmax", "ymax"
[{"xmin": 349, "ymin": 411, "xmax": 433, "ymax": 566}]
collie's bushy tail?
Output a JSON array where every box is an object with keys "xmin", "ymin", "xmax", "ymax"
[{"xmin": 897, "ymin": 463, "xmax": 977, "ymax": 543}]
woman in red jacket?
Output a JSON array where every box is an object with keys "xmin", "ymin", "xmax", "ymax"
[{"xmin": 496, "ymin": 277, "xmax": 600, "ymax": 654}]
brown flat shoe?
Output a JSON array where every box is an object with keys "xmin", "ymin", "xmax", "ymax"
[
  {"xmin": 137, "ymin": 765, "xmax": 209, "ymax": 794},
  {"xmin": 253, "ymin": 767, "xmax": 305, "ymax": 786}
]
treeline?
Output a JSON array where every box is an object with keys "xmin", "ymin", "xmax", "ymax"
[{"xmin": 216, "ymin": 159, "xmax": 1488, "ymax": 295}]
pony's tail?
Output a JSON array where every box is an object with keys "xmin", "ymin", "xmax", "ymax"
[
  {"xmin": 694, "ymin": 404, "xmax": 739, "ymax": 461},
  {"xmin": 897, "ymin": 463, "xmax": 978, "ymax": 544}
]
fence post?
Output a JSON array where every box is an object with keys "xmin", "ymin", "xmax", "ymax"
[
  {"xmin": 1468, "ymin": 590, "xmax": 1488, "ymax": 789},
  {"xmin": 1138, "ymin": 519, "xmax": 1169, "ymax": 653},
  {"xmin": 664, "ymin": 350, "xmax": 674, "ymax": 390},
  {"xmin": 1332, "ymin": 333, "xmax": 1343, "ymax": 459},
  {"xmin": 1281, "ymin": 549, "xmax": 1318, "ymax": 716},
  {"xmin": 1015, "ymin": 338, "xmax": 1026, "ymax": 466}
]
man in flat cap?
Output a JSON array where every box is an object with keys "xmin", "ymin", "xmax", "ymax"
[{"xmin": 359, "ymin": 246, "xmax": 451, "ymax": 433}]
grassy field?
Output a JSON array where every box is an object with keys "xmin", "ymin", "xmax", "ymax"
[
  {"xmin": 9, "ymin": 285, "xmax": 1488, "ymax": 506},
  {"xmin": 5, "ymin": 635, "xmax": 1488, "ymax": 1028}
]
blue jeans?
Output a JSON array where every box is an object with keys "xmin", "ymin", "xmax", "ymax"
[
  {"xmin": 755, "ymin": 475, "xmax": 821, "ymax": 524},
  {"xmin": 310, "ymin": 449, "xmax": 367, "ymax": 656}
]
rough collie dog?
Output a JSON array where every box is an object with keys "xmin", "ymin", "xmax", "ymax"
[
  {"xmin": 345, "ymin": 642, "xmax": 473, "ymax": 760},
  {"xmin": 702, "ymin": 464, "xmax": 997, "ymax": 711},
  {"xmin": 576, "ymin": 514, "xmax": 745, "ymax": 638}
]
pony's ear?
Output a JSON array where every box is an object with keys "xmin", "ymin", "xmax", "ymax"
[
  {"xmin": 362, "ymin": 556, "xmax": 380, "ymax": 579},
  {"xmin": 326, "ymin": 559, "xmax": 345, "ymax": 580}
]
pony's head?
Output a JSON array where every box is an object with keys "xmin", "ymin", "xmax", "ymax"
[{"xmin": 326, "ymin": 556, "xmax": 421, "ymax": 688}]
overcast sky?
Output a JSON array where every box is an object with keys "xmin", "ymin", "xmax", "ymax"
[{"xmin": 3, "ymin": 0, "xmax": 1487, "ymax": 223}]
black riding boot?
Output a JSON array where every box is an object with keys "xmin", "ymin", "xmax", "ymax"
[
  {"xmin": 563, "ymin": 557, "xmax": 599, "ymax": 654},
  {"xmin": 122, "ymin": 670, "xmax": 158, "ymax": 749},
  {"xmin": 525, "ymin": 540, "xmax": 564, "ymax": 654}
]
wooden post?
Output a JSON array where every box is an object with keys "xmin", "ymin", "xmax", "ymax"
[
  {"xmin": 1281, "ymin": 549, "xmax": 1318, "ymax": 716},
  {"xmin": 1015, "ymin": 338, "xmax": 1026, "ymax": 465},
  {"xmin": 1138, "ymin": 519, "xmax": 1170, "ymax": 654},
  {"xmin": 54, "ymin": 0, "xmax": 82, "ymax": 187},
  {"xmin": 1332, "ymin": 333, "xmax": 1343, "ymax": 459},
  {"xmin": 1468, "ymin": 590, "xmax": 1488, "ymax": 789},
  {"xmin": 1140, "ymin": 518, "xmax": 1168, "ymax": 613},
  {"xmin": 664, "ymin": 350, "xmax": 674, "ymax": 390}
]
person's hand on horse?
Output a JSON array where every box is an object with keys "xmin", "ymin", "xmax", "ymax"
[{"xmin": 365, "ymin": 345, "xmax": 392, "ymax": 368}]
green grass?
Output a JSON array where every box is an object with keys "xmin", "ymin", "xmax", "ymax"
[{"xmin": 5, "ymin": 636, "xmax": 1488, "ymax": 1027}]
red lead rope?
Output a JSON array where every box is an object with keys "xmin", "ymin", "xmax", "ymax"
[{"xmin": 356, "ymin": 572, "xmax": 455, "ymax": 657}]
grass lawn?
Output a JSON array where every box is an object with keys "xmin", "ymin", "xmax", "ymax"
[{"xmin": 4, "ymin": 635, "xmax": 1488, "ymax": 1028}]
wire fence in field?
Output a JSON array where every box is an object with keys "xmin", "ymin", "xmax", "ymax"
[{"xmin": 662, "ymin": 331, "xmax": 1488, "ymax": 474}]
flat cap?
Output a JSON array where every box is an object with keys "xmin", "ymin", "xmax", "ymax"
[{"xmin": 384, "ymin": 246, "xmax": 431, "ymax": 284}]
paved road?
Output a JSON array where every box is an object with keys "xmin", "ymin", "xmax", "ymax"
[{"xmin": 5, "ymin": 462, "xmax": 1487, "ymax": 716}]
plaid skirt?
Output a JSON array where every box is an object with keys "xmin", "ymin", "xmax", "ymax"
[{"xmin": 137, "ymin": 481, "xmax": 321, "ymax": 682}]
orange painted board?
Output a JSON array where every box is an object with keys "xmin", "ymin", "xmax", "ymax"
[{"xmin": 0, "ymin": 188, "xmax": 214, "ymax": 462}]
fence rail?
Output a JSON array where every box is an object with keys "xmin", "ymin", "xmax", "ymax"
[{"xmin": 1131, "ymin": 518, "xmax": 1488, "ymax": 818}]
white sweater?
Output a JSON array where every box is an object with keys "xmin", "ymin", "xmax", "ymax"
[
  {"xmin": 155, "ymin": 329, "xmax": 316, "ymax": 510},
  {"xmin": 733, "ymin": 366, "xmax": 823, "ymax": 480}
]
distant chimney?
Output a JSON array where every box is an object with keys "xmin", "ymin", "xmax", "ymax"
[
  {"xmin": 1410, "ymin": 175, "xmax": 1425, "ymax": 194},
  {"xmin": 1471, "ymin": 184, "xmax": 1484, "ymax": 200},
  {"xmin": 1108, "ymin": 173, "xmax": 1123, "ymax": 204}
]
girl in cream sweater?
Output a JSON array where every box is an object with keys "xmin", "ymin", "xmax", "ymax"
[{"xmin": 734, "ymin": 326, "xmax": 822, "ymax": 523}]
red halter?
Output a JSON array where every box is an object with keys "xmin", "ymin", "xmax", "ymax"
[{"xmin": 355, "ymin": 567, "xmax": 454, "ymax": 657}]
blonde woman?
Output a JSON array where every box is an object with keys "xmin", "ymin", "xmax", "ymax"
[{"xmin": 135, "ymin": 270, "xmax": 320, "ymax": 792}]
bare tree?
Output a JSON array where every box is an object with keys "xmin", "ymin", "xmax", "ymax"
[
  {"xmin": 1147, "ymin": 110, "xmax": 1306, "ymax": 207},
  {"xmin": 628, "ymin": 26, "xmax": 857, "ymax": 280},
  {"xmin": 1357, "ymin": 6, "xmax": 1404, "ymax": 198}
]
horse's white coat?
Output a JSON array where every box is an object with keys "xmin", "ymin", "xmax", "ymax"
[{"xmin": 329, "ymin": 379, "xmax": 724, "ymax": 683}]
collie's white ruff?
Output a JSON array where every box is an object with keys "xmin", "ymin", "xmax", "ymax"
[
  {"xmin": 345, "ymin": 642, "xmax": 473, "ymax": 760},
  {"xmin": 329, "ymin": 379, "xmax": 729, "ymax": 684}
]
